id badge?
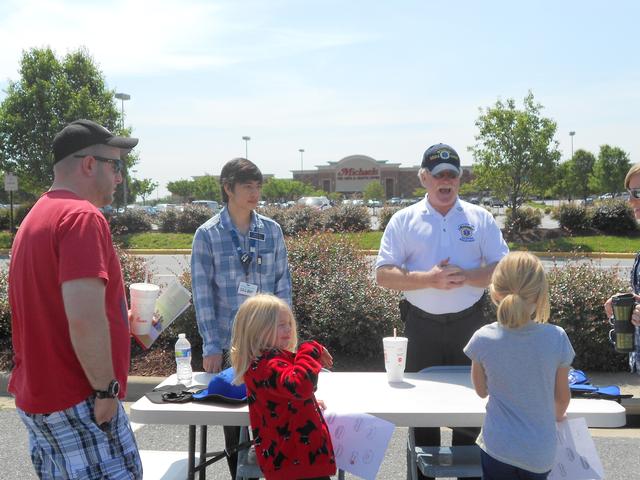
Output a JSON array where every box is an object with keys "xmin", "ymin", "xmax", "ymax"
[{"xmin": 238, "ymin": 281, "xmax": 258, "ymax": 297}]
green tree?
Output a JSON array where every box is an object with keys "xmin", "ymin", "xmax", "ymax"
[
  {"xmin": 130, "ymin": 178, "xmax": 159, "ymax": 205},
  {"xmin": 469, "ymin": 91, "xmax": 561, "ymax": 218},
  {"xmin": 192, "ymin": 175, "xmax": 221, "ymax": 202},
  {"xmin": 166, "ymin": 179, "xmax": 194, "ymax": 201},
  {"xmin": 569, "ymin": 149, "xmax": 596, "ymax": 200},
  {"xmin": 363, "ymin": 181, "xmax": 385, "ymax": 201},
  {"xmin": 261, "ymin": 178, "xmax": 318, "ymax": 202},
  {"xmin": 589, "ymin": 145, "xmax": 630, "ymax": 195},
  {"xmin": 0, "ymin": 47, "xmax": 130, "ymax": 195}
]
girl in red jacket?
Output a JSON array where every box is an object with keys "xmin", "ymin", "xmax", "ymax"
[{"xmin": 230, "ymin": 294, "xmax": 336, "ymax": 480}]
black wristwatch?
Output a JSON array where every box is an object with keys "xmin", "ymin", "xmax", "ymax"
[{"xmin": 95, "ymin": 379, "xmax": 120, "ymax": 399}]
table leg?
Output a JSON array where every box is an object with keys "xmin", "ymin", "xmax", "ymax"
[
  {"xmin": 188, "ymin": 425, "xmax": 196, "ymax": 480},
  {"xmin": 199, "ymin": 425, "xmax": 208, "ymax": 480}
]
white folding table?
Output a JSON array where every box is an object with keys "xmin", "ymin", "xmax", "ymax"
[{"xmin": 130, "ymin": 370, "xmax": 626, "ymax": 479}]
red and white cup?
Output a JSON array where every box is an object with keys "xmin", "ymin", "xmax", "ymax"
[
  {"xmin": 383, "ymin": 337, "xmax": 408, "ymax": 383},
  {"xmin": 129, "ymin": 283, "xmax": 160, "ymax": 335}
]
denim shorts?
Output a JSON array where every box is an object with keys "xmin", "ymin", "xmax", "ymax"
[{"xmin": 18, "ymin": 396, "xmax": 142, "ymax": 480}]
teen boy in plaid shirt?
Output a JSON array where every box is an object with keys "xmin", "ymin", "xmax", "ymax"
[{"xmin": 191, "ymin": 157, "xmax": 291, "ymax": 478}]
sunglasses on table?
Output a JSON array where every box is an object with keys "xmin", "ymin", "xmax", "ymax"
[
  {"xmin": 628, "ymin": 188, "xmax": 640, "ymax": 199},
  {"xmin": 73, "ymin": 154, "xmax": 124, "ymax": 174}
]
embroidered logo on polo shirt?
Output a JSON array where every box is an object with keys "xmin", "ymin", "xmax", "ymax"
[{"xmin": 458, "ymin": 223, "xmax": 475, "ymax": 242}]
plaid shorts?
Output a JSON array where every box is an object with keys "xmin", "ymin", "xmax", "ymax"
[{"xmin": 17, "ymin": 396, "xmax": 142, "ymax": 480}]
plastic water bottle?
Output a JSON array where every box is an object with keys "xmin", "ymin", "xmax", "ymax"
[{"xmin": 175, "ymin": 333, "xmax": 192, "ymax": 383}]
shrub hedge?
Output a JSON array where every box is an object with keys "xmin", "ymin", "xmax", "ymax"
[
  {"xmin": 557, "ymin": 203, "xmax": 590, "ymax": 233},
  {"xmin": 109, "ymin": 209, "xmax": 153, "ymax": 235},
  {"xmin": 378, "ymin": 206, "xmax": 401, "ymax": 231},
  {"xmin": 590, "ymin": 200, "xmax": 637, "ymax": 235},
  {"xmin": 504, "ymin": 207, "xmax": 542, "ymax": 236},
  {"xmin": 323, "ymin": 203, "xmax": 370, "ymax": 232},
  {"xmin": 547, "ymin": 259, "xmax": 629, "ymax": 371}
]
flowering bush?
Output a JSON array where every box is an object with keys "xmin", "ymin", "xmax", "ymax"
[
  {"xmin": 547, "ymin": 259, "xmax": 629, "ymax": 371},
  {"xmin": 175, "ymin": 205, "xmax": 212, "ymax": 233},
  {"xmin": 287, "ymin": 234, "xmax": 402, "ymax": 366}
]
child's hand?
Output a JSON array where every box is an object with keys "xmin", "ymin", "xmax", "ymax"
[
  {"xmin": 317, "ymin": 399, "xmax": 327, "ymax": 411},
  {"xmin": 320, "ymin": 346, "xmax": 333, "ymax": 369}
]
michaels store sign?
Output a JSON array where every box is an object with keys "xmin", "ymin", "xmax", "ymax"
[{"xmin": 335, "ymin": 155, "xmax": 381, "ymax": 192}]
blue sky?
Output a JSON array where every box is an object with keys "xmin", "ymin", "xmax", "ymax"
[{"xmin": 1, "ymin": 0, "xmax": 639, "ymax": 198}]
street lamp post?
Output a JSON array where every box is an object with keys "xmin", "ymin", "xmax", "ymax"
[
  {"xmin": 115, "ymin": 92, "xmax": 131, "ymax": 209},
  {"xmin": 569, "ymin": 131, "xmax": 575, "ymax": 159},
  {"xmin": 242, "ymin": 136, "xmax": 251, "ymax": 159},
  {"xmin": 299, "ymin": 148, "xmax": 305, "ymax": 173}
]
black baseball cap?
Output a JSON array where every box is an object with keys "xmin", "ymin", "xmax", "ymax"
[
  {"xmin": 52, "ymin": 119, "xmax": 138, "ymax": 164},
  {"xmin": 421, "ymin": 143, "xmax": 461, "ymax": 176}
]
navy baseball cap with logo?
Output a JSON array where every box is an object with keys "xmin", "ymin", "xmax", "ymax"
[
  {"xmin": 421, "ymin": 143, "xmax": 461, "ymax": 177},
  {"xmin": 52, "ymin": 119, "xmax": 138, "ymax": 164},
  {"xmin": 192, "ymin": 367, "xmax": 247, "ymax": 404}
]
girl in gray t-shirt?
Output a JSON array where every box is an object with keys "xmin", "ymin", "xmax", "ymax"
[{"xmin": 464, "ymin": 252, "xmax": 575, "ymax": 479}]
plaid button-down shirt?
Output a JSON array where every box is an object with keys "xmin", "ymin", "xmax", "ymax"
[{"xmin": 191, "ymin": 208, "xmax": 292, "ymax": 356}]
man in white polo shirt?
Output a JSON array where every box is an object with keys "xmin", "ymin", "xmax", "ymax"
[{"xmin": 376, "ymin": 143, "xmax": 509, "ymax": 480}]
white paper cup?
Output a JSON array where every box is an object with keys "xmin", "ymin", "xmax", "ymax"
[
  {"xmin": 130, "ymin": 283, "xmax": 160, "ymax": 335},
  {"xmin": 383, "ymin": 337, "xmax": 408, "ymax": 383}
]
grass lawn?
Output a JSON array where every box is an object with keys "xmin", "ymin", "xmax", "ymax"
[
  {"xmin": 115, "ymin": 232, "xmax": 194, "ymax": 249},
  {"xmin": 2, "ymin": 230, "xmax": 638, "ymax": 254},
  {"xmin": 341, "ymin": 231, "xmax": 639, "ymax": 254}
]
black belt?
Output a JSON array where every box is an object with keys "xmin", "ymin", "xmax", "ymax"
[{"xmin": 407, "ymin": 294, "xmax": 486, "ymax": 322}]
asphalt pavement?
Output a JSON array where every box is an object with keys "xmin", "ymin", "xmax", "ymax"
[{"xmin": 1, "ymin": 397, "xmax": 639, "ymax": 480}]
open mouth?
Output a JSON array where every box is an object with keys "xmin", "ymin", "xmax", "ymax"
[{"xmin": 438, "ymin": 186, "xmax": 453, "ymax": 195}]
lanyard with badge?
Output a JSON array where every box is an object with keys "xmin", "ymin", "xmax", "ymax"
[{"xmin": 230, "ymin": 228, "xmax": 265, "ymax": 296}]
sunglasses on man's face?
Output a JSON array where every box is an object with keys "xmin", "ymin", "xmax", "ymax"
[
  {"xmin": 432, "ymin": 170, "xmax": 459, "ymax": 180},
  {"xmin": 628, "ymin": 188, "xmax": 640, "ymax": 199},
  {"xmin": 74, "ymin": 154, "xmax": 124, "ymax": 174}
]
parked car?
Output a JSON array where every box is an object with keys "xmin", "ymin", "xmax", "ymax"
[
  {"xmin": 387, "ymin": 197, "xmax": 402, "ymax": 206},
  {"xmin": 490, "ymin": 198, "xmax": 505, "ymax": 208},
  {"xmin": 367, "ymin": 200, "xmax": 382, "ymax": 208},
  {"xmin": 469, "ymin": 197, "xmax": 480, "ymax": 204},
  {"xmin": 155, "ymin": 203, "xmax": 179, "ymax": 212},
  {"xmin": 297, "ymin": 196, "xmax": 331, "ymax": 210},
  {"xmin": 191, "ymin": 200, "xmax": 220, "ymax": 214}
]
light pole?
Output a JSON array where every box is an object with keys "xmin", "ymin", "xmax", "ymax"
[
  {"xmin": 242, "ymin": 136, "xmax": 251, "ymax": 159},
  {"xmin": 115, "ymin": 92, "xmax": 131, "ymax": 209},
  {"xmin": 299, "ymin": 148, "xmax": 305, "ymax": 173},
  {"xmin": 569, "ymin": 131, "xmax": 575, "ymax": 159}
]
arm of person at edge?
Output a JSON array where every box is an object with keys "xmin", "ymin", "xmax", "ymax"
[
  {"xmin": 190, "ymin": 228, "xmax": 223, "ymax": 374},
  {"xmin": 603, "ymin": 293, "xmax": 640, "ymax": 326},
  {"xmin": 470, "ymin": 360, "xmax": 488, "ymax": 398},
  {"xmin": 554, "ymin": 366, "xmax": 571, "ymax": 422},
  {"xmin": 272, "ymin": 223, "xmax": 293, "ymax": 305},
  {"xmin": 62, "ymin": 278, "xmax": 117, "ymax": 425}
]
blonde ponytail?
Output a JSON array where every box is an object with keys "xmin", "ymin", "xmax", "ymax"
[{"xmin": 490, "ymin": 252, "xmax": 550, "ymax": 328}]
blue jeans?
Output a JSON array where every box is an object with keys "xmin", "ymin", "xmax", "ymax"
[{"xmin": 481, "ymin": 450, "xmax": 550, "ymax": 480}]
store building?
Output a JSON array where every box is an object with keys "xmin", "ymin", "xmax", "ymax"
[{"xmin": 292, "ymin": 154, "xmax": 473, "ymax": 198}]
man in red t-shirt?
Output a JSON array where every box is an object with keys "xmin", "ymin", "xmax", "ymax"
[{"xmin": 8, "ymin": 119, "xmax": 142, "ymax": 479}]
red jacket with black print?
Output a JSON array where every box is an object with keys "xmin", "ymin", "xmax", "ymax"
[{"xmin": 244, "ymin": 340, "xmax": 336, "ymax": 480}]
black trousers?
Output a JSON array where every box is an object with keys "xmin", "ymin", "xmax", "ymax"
[{"xmin": 403, "ymin": 296, "xmax": 488, "ymax": 480}]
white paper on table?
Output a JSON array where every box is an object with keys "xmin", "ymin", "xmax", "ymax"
[
  {"xmin": 324, "ymin": 410, "xmax": 395, "ymax": 480},
  {"xmin": 548, "ymin": 417, "xmax": 604, "ymax": 480}
]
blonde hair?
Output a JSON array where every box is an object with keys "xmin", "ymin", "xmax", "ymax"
[
  {"xmin": 230, "ymin": 294, "xmax": 298, "ymax": 385},
  {"xmin": 489, "ymin": 252, "xmax": 550, "ymax": 328},
  {"xmin": 624, "ymin": 163, "xmax": 640, "ymax": 189}
]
